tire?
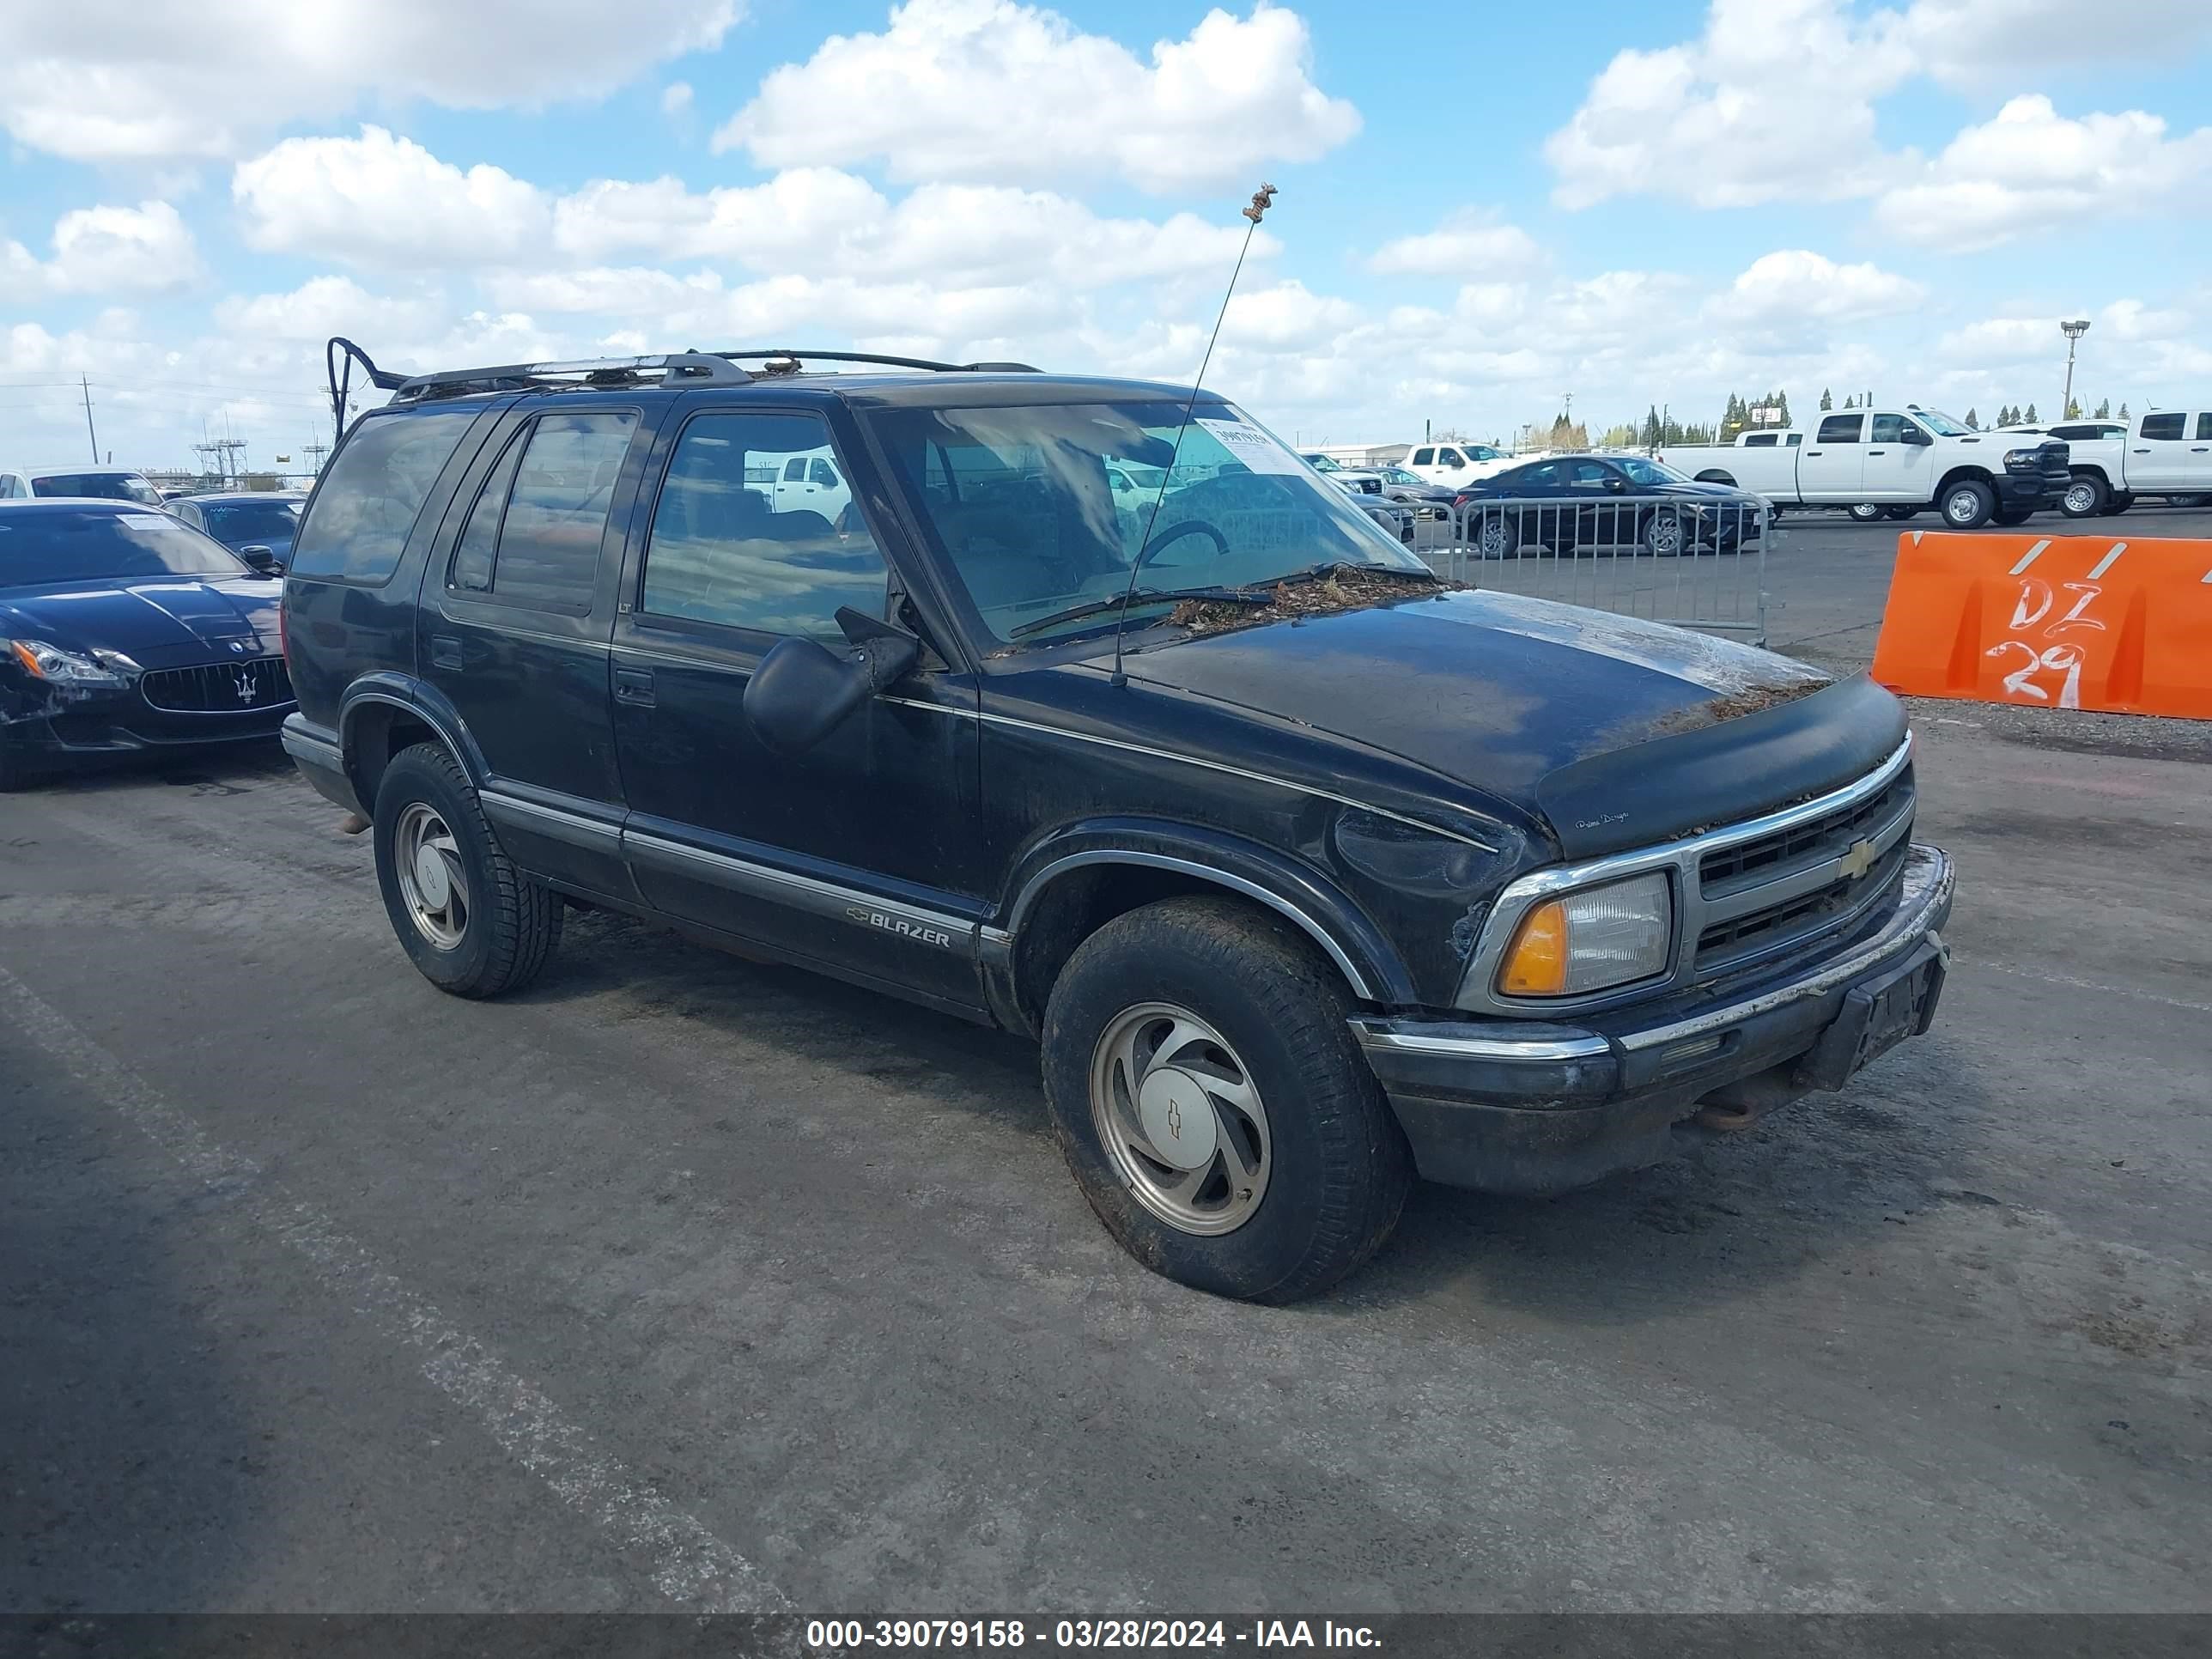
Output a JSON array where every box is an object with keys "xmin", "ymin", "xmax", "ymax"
[
  {"xmin": 1041, "ymin": 896, "xmax": 1414, "ymax": 1304},
  {"xmin": 372, "ymin": 742, "xmax": 562, "ymax": 999},
  {"xmin": 1993, "ymin": 505, "xmax": 2034, "ymax": 526},
  {"xmin": 1846, "ymin": 502, "xmax": 1886, "ymax": 524},
  {"xmin": 1474, "ymin": 511, "xmax": 1519, "ymax": 559},
  {"xmin": 2103, "ymin": 492, "xmax": 2134, "ymax": 516},
  {"xmin": 1641, "ymin": 508, "xmax": 1686, "ymax": 556},
  {"xmin": 1940, "ymin": 478, "xmax": 1996, "ymax": 530},
  {"xmin": 1882, "ymin": 507, "xmax": 1919, "ymax": 521},
  {"xmin": 2061, "ymin": 473, "xmax": 2109, "ymax": 518}
]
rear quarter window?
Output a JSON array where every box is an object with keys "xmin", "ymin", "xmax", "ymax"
[{"xmin": 290, "ymin": 405, "xmax": 481, "ymax": 583}]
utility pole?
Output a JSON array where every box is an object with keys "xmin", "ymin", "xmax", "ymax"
[
  {"xmin": 303, "ymin": 440, "xmax": 330, "ymax": 475},
  {"xmin": 82, "ymin": 375, "xmax": 99, "ymax": 463}
]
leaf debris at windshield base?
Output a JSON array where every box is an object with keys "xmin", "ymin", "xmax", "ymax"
[{"xmin": 1168, "ymin": 566, "xmax": 1463, "ymax": 636}]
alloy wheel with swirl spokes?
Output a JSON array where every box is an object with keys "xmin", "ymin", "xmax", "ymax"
[
  {"xmin": 1089, "ymin": 1000, "xmax": 1272, "ymax": 1236},
  {"xmin": 392, "ymin": 801, "xmax": 471, "ymax": 950}
]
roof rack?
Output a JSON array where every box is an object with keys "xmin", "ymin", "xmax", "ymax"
[{"xmin": 325, "ymin": 337, "xmax": 1043, "ymax": 437}]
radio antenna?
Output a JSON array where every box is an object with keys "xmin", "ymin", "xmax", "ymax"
[{"xmin": 1109, "ymin": 182, "xmax": 1277, "ymax": 689}]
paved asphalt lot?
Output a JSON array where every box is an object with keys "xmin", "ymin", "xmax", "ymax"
[{"xmin": 3, "ymin": 507, "xmax": 2209, "ymax": 1614}]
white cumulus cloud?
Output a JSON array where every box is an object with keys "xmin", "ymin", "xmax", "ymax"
[
  {"xmin": 1872, "ymin": 95, "xmax": 2212, "ymax": 251},
  {"xmin": 1367, "ymin": 212, "xmax": 1542, "ymax": 279},
  {"xmin": 0, "ymin": 201, "xmax": 201, "ymax": 298},
  {"xmin": 233, "ymin": 127, "xmax": 550, "ymax": 267},
  {"xmin": 0, "ymin": 0, "xmax": 739, "ymax": 161},
  {"xmin": 1713, "ymin": 251, "xmax": 1927, "ymax": 326},
  {"xmin": 710, "ymin": 0, "xmax": 1359, "ymax": 192}
]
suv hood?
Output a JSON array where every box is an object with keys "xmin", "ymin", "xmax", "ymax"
[
  {"xmin": 0, "ymin": 575, "xmax": 283, "ymax": 670},
  {"xmin": 1125, "ymin": 590, "xmax": 1904, "ymax": 857}
]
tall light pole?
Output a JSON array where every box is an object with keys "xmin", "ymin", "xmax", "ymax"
[{"xmin": 2061, "ymin": 319, "xmax": 2090, "ymax": 418}]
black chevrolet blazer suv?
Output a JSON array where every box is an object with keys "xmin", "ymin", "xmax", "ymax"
[{"xmin": 281, "ymin": 344, "xmax": 1954, "ymax": 1303}]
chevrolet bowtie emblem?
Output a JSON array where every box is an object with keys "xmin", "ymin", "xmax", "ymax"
[{"xmin": 1838, "ymin": 839, "xmax": 1879, "ymax": 880}]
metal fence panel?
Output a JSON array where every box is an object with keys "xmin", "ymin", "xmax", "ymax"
[{"xmin": 1417, "ymin": 495, "xmax": 1771, "ymax": 647}]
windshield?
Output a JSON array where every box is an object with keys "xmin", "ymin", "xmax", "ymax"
[
  {"xmin": 1301, "ymin": 454, "xmax": 1342, "ymax": 471},
  {"xmin": 866, "ymin": 399, "xmax": 1425, "ymax": 646},
  {"xmin": 31, "ymin": 471, "xmax": 163, "ymax": 506},
  {"xmin": 200, "ymin": 500, "xmax": 303, "ymax": 541},
  {"xmin": 1377, "ymin": 467, "xmax": 1423, "ymax": 484},
  {"xmin": 0, "ymin": 508, "xmax": 251, "ymax": 586},
  {"xmin": 1915, "ymin": 410, "xmax": 1971, "ymax": 437},
  {"xmin": 1614, "ymin": 456, "xmax": 1688, "ymax": 486}
]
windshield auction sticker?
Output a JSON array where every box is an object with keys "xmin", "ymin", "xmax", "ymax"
[{"xmin": 1195, "ymin": 417, "xmax": 1307, "ymax": 477}]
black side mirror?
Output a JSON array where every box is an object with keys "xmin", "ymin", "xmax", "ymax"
[
  {"xmin": 1905, "ymin": 428, "xmax": 1932, "ymax": 447},
  {"xmin": 239, "ymin": 544, "xmax": 276, "ymax": 571},
  {"xmin": 1605, "ymin": 476, "xmax": 1628, "ymax": 492},
  {"xmin": 743, "ymin": 606, "xmax": 921, "ymax": 757}
]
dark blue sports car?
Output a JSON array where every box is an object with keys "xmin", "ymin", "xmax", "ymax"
[
  {"xmin": 0, "ymin": 499, "xmax": 292, "ymax": 789},
  {"xmin": 1452, "ymin": 454, "xmax": 1768, "ymax": 558}
]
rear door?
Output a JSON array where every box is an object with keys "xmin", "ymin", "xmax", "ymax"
[
  {"xmin": 1800, "ymin": 413, "xmax": 1866, "ymax": 500},
  {"xmin": 1862, "ymin": 413, "xmax": 1936, "ymax": 503},
  {"xmin": 418, "ymin": 399, "xmax": 648, "ymax": 900},
  {"xmin": 2188, "ymin": 413, "xmax": 2212, "ymax": 492},
  {"xmin": 609, "ymin": 402, "xmax": 988, "ymax": 1012},
  {"xmin": 2128, "ymin": 412, "xmax": 2192, "ymax": 490}
]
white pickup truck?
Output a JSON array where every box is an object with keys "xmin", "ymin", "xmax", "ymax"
[
  {"xmin": 2004, "ymin": 408, "xmax": 2212, "ymax": 517},
  {"xmin": 1401, "ymin": 441, "xmax": 1516, "ymax": 489},
  {"xmin": 1655, "ymin": 407, "xmax": 2072, "ymax": 529}
]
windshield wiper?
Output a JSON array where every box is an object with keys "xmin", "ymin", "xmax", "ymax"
[{"xmin": 1006, "ymin": 585, "xmax": 1274, "ymax": 641}]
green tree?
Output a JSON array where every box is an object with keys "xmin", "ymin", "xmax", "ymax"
[
  {"xmin": 2065, "ymin": 398, "xmax": 2082, "ymax": 418},
  {"xmin": 2025, "ymin": 403, "xmax": 2038, "ymax": 422},
  {"xmin": 1642, "ymin": 404, "xmax": 1662, "ymax": 448},
  {"xmin": 2118, "ymin": 402, "xmax": 2130, "ymax": 420},
  {"xmin": 1843, "ymin": 394, "xmax": 1856, "ymax": 409},
  {"xmin": 1819, "ymin": 387, "xmax": 1833, "ymax": 412},
  {"xmin": 2094, "ymin": 398, "xmax": 2110, "ymax": 418},
  {"xmin": 1965, "ymin": 407, "xmax": 1979, "ymax": 428}
]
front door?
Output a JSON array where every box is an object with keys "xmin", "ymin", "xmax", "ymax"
[
  {"xmin": 1862, "ymin": 413, "xmax": 1936, "ymax": 503},
  {"xmin": 610, "ymin": 404, "xmax": 988, "ymax": 1012},
  {"xmin": 418, "ymin": 400, "xmax": 644, "ymax": 899},
  {"xmin": 1800, "ymin": 413, "xmax": 1866, "ymax": 499}
]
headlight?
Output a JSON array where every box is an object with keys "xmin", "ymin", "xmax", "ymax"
[
  {"xmin": 1497, "ymin": 871, "xmax": 1674, "ymax": 996},
  {"xmin": 6, "ymin": 639, "xmax": 135, "ymax": 689},
  {"xmin": 2003, "ymin": 448, "xmax": 2042, "ymax": 470}
]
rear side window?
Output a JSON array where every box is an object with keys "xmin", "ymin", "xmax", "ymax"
[
  {"xmin": 450, "ymin": 411, "xmax": 638, "ymax": 611},
  {"xmin": 1817, "ymin": 415, "xmax": 1863, "ymax": 443},
  {"xmin": 2140, "ymin": 413, "xmax": 2185, "ymax": 441},
  {"xmin": 1742, "ymin": 434, "xmax": 1775, "ymax": 447},
  {"xmin": 641, "ymin": 411, "xmax": 887, "ymax": 640},
  {"xmin": 1411, "ymin": 448, "xmax": 1435, "ymax": 466},
  {"xmin": 291, "ymin": 407, "xmax": 478, "ymax": 583}
]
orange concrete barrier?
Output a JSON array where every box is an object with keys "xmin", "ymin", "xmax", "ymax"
[{"xmin": 1870, "ymin": 531, "xmax": 2212, "ymax": 719}]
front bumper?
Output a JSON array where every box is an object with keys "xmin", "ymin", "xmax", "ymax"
[
  {"xmin": 1353, "ymin": 844, "xmax": 1954, "ymax": 1195},
  {"xmin": 1996, "ymin": 466, "xmax": 2069, "ymax": 511},
  {"xmin": 1, "ymin": 694, "xmax": 292, "ymax": 767}
]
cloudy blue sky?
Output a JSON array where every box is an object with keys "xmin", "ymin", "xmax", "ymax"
[{"xmin": 3, "ymin": 0, "xmax": 2209, "ymax": 471}]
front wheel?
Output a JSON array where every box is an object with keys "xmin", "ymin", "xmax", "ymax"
[
  {"xmin": 1847, "ymin": 502, "xmax": 1886, "ymax": 524},
  {"xmin": 1042, "ymin": 896, "xmax": 1413, "ymax": 1304},
  {"xmin": 1941, "ymin": 479, "xmax": 1996, "ymax": 529},
  {"xmin": 1642, "ymin": 508, "xmax": 1686, "ymax": 556},
  {"xmin": 374, "ymin": 743, "xmax": 562, "ymax": 998},
  {"xmin": 2062, "ymin": 474, "xmax": 2109, "ymax": 518}
]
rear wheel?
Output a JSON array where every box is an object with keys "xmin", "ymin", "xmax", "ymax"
[
  {"xmin": 2062, "ymin": 474, "xmax": 2109, "ymax": 518},
  {"xmin": 1882, "ymin": 507, "xmax": 1919, "ymax": 521},
  {"xmin": 1941, "ymin": 478, "xmax": 1996, "ymax": 529},
  {"xmin": 373, "ymin": 743, "xmax": 562, "ymax": 999},
  {"xmin": 1474, "ymin": 512, "xmax": 1519, "ymax": 559},
  {"xmin": 1846, "ymin": 502, "xmax": 1886, "ymax": 524},
  {"xmin": 1042, "ymin": 896, "xmax": 1413, "ymax": 1304}
]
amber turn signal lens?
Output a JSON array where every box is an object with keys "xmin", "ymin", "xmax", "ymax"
[{"xmin": 1498, "ymin": 899, "xmax": 1570, "ymax": 995}]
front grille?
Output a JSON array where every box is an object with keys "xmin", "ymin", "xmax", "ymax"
[
  {"xmin": 1692, "ymin": 762, "xmax": 1916, "ymax": 972},
  {"xmin": 139, "ymin": 657, "xmax": 293, "ymax": 713},
  {"xmin": 1698, "ymin": 840, "xmax": 1909, "ymax": 963}
]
